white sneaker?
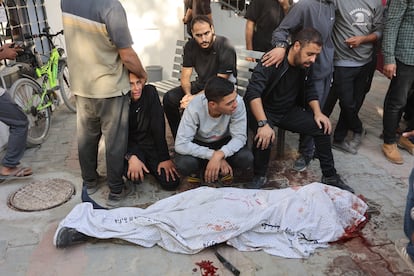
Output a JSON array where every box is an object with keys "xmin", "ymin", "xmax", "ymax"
[{"xmin": 395, "ymin": 239, "xmax": 414, "ymax": 272}]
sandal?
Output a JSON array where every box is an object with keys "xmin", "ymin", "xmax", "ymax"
[{"xmin": 0, "ymin": 166, "xmax": 33, "ymax": 181}]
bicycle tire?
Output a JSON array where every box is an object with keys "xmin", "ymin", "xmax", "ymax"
[
  {"xmin": 9, "ymin": 78, "xmax": 51, "ymax": 146},
  {"xmin": 58, "ymin": 60, "xmax": 76, "ymax": 113}
]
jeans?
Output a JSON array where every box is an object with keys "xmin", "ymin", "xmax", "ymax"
[
  {"xmin": 124, "ymin": 146, "xmax": 180, "ymax": 191},
  {"xmin": 383, "ymin": 60, "xmax": 414, "ymax": 144},
  {"xmin": 333, "ymin": 64, "xmax": 371, "ymax": 142},
  {"xmin": 404, "ymin": 168, "xmax": 414, "ymax": 261},
  {"xmin": 298, "ymin": 76, "xmax": 332, "ymax": 158},
  {"xmin": 175, "ymin": 138, "xmax": 253, "ymax": 177},
  {"xmin": 250, "ymin": 105, "xmax": 336, "ymax": 177},
  {"xmin": 77, "ymin": 95, "xmax": 129, "ymax": 194},
  {"xmin": 0, "ymin": 92, "xmax": 28, "ymax": 168},
  {"xmin": 162, "ymin": 84, "xmax": 203, "ymax": 139}
]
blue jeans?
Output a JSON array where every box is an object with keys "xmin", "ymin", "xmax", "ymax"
[
  {"xmin": 405, "ymin": 168, "xmax": 414, "ymax": 261},
  {"xmin": 0, "ymin": 92, "xmax": 28, "ymax": 167},
  {"xmin": 76, "ymin": 95, "xmax": 129, "ymax": 194}
]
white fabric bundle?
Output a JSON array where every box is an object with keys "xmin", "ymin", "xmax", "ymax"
[{"xmin": 54, "ymin": 182, "xmax": 367, "ymax": 258}]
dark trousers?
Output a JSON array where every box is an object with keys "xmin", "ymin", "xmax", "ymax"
[
  {"xmin": 162, "ymin": 84, "xmax": 201, "ymax": 139},
  {"xmin": 324, "ymin": 55, "xmax": 378, "ymax": 117},
  {"xmin": 0, "ymin": 92, "xmax": 28, "ymax": 168},
  {"xmin": 249, "ymin": 106, "xmax": 336, "ymax": 177},
  {"xmin": 298, "ymin": 76, "xmax": 332, "ymax": 158},
  {"xmin": 124, "ymin": 147, "xmax": 180, "ymax": 191},
  {"xmin": 332, "ymin": 64, "xmax": 370, "ymax": 142},
  {"xmin": 175, "ymin": 138, "xmax": 253, "ymax": 177},
  {"xmin": 404, "ymin": 168, "xmax": 414, "ymax": 261},
  {"xmin": 77, "ymin": 95, "xmax": 129, "ymax": 194},
  {"xmin": 383, "ymin": 60, "xmax": 414, "ymax": 144}
]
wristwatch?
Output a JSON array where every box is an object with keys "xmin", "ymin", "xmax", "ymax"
[
  {"xmin": 257, "ymin": 120, "xmax": 268, "ymax": 127},
  {"xmin": 274, "ymin": 42, "xmax": 288, "ymax": 49}
]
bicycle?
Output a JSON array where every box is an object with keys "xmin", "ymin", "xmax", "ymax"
[{"xmin": 7, "ymin": 27, "xmax": 74, "ymax": 146}]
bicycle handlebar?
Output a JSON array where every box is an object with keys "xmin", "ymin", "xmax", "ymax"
[{"xmin": 23, "ymin": 30, "xmax": 64, "ymax": 40}]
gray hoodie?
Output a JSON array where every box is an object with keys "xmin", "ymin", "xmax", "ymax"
[{"xmin": 272, "ymin": 0, "xmax": 335, "ymax": 80}]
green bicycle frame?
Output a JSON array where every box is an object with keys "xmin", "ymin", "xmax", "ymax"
[{"xmin": 35, "ymin": 47, "xmax": 60, "ymax": 89}]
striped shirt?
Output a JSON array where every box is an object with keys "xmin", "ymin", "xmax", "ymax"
[{"xmin": 382, "ymin": 0, "xmax": 414, "ymax": 66}]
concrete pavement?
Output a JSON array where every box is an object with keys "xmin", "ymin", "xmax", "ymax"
[{"xmin": 0, "ymin": 71, "xmax": 413, "ymax": 275}]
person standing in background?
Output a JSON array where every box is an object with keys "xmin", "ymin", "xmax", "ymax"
[
  {"xmin": 381, "ymin": 0, "xmax": 414, "ymax": 164},
  {"xmin": 245, "ymin": 0, "xmax": 290, "ymax": 53},
  {"xmin": 0, "ymin": 42, "xmax": 32, "ymax": 181},
  {"xmin": 183, "ymin": 0, "xmax": 213, "ymax": 37},
  {"xmin": 61, "ymin": 0, "xmax": 148, "ymax": 208},
  {"xmin": 328, "ymin": 0, "xmax": 384, "ymax": 155}
]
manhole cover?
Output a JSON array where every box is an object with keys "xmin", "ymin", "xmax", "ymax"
[{"xmin": 8, "ymin": 178, "xmax": 75, "ymax": 211}]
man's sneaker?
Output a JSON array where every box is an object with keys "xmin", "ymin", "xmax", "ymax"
[
  {"xmin": 55, "ymin": 227, "xmax": 90, "ymax": 248},
  {"xmin": 395, "ymin": 239, "xmax": 414, "ymax": 272},
  {"xmin": 321, "ymin": 174, "xmax": 354, "ymax": 193},
  {"xmin": 218, "ymin": 174, "xmax": 234, "ymax": 187},
  {"xmin": 106, "ymin": 181, "xmax": 135, "ymax": 208},
  {"xmin": 293, "ymin": 155, "xmax": 312, "ymax": 172},
  {"xmin": 398, "ymin": 135, "xmax": 414, "ymax": 155},
  {"xmin": 84, "ymin": 182, "xmax": 99, "ymax": 195},
  {"xmin": 349, "ymin": 128, "xmax": 367, "ymax": 149},
  {"xmin": 332, "ymin": 140, "xmax": 357, "ymax": 155},
  {"xmin": 245, "ymin": 175, "xmax": 267, "ymax": 189}
]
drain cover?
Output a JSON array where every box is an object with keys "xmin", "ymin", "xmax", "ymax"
[{"xmin": 8, "ymin": 178, "xmax": 75, "ymax": 211}]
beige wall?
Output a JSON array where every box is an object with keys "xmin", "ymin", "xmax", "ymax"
[{"xmin": 46, "ymin": 0, "xmax": 185, "ymax": 80}]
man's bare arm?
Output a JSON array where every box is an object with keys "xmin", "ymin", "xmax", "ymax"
[
  {"xmin": 180, "ymin": 67, "xmax": 193, "ymax": 95},
  {"xmin": 119, "ymin": 47, "xmax": 147, "ymax": 83},
  {"xmin": 245, "ymin": 20, "xmax": 255, "ymax": 51}
]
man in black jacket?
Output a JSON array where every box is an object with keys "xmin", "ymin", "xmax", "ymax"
[
  {"xmin": 244, "ymin": 28, "xmax": 353, "ymax": 193},
  {"xmin": 125, "ymin": 72, "xmax": 180, "ymax": 192}
]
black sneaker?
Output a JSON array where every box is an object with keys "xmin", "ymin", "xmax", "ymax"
[
  {"xmin": 245, "ymin": 175, "xmax": 267, "ymax": 189},
  {"xmin": 332, "ymin": 140, "xmax": 357, "ymax": 155},
  {"xmin": 321, "ymin": 174, "xmax": 354, "ymax": 193},
  {"xmin": 293, "ymin": 155, "xmax": 312, "ymax": 172},
  {"xmin": 106, "ymin": 181, "xmax": 135, "ymax": 208},
  {"xmin": 55, "ymin": 227, "xmax": 90, "ymax": 248}
]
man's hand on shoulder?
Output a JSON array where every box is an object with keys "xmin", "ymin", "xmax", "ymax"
[
  {"xmin": 261, "ymin": 47, "xmax": 286, "ymax": 67},
  {"xmin": 180, "ymin": 94, "xmax": 195, "ymax": 109}
]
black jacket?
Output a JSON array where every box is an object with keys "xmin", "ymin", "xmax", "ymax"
[{"xmin": 244, "ymin": 54, "xmax": 317, "ymax": 119}]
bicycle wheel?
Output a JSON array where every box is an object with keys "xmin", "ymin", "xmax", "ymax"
[
  {"xmin": 9, "ymin": 78, "xmax": 51, "ymax": 146},
  {"xmin": 58, "ymin": 60, "xmax": 76, "ymax": 113}
]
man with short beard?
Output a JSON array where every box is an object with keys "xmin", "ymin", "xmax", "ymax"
[
  {"xmin": 244, "ymin": 28, "xmax": 353, "ymax": 193},
  {"xmin": 163, "ymin": 15, "xmax": 237, "ymax": 139}
]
